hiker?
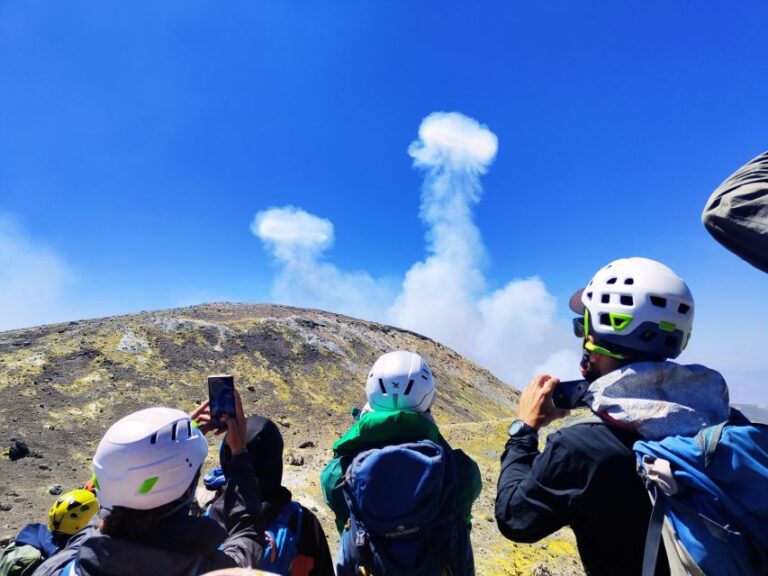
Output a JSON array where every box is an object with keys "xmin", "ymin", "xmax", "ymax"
[
  {"xmin": 322, "ymin": 350, "xmax": 481, "ymax": 575},
  {"xmin": 0, "ymin": 490, "xmax": 99, "ymax": 576},
  {"xmin": 33, "ymin": 393, "xmax": 265, "ymax": 576},
  {"xmin": 495, "ymin": 257, "xmax": 734, "ymax": 576},
  {"xmin": 195, "ymin": 416, "xmax": 334, "ymax": 576}
]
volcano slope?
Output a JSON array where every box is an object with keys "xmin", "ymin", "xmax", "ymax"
[{"xmin": 0, "ymin": 303, "xmax": 583, "ymax": 575}]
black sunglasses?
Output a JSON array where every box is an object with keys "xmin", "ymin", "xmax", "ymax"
[{"xmin": 572, "ymin": 316, "xmax": 586, "ymax": 338}]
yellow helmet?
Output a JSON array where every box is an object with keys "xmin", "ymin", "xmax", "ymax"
[{"xmin": 48, "ymin": 489, "xmax": 100, "ymax": 535}]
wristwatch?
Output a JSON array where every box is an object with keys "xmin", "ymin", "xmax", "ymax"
[{"xmin": 508, "ymin": 419, "xmax": 536, "ymax": 438}]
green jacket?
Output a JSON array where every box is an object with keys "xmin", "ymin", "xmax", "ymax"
[{"xmin": 320, "ymin": 409, "xmax": 482, "ymax": 533}]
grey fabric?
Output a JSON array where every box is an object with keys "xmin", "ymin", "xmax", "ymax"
[
  {"xmin": 702, "ymin": 151, "xmax": 768, "ymax": 273},
  {"xmin": 583, "ymin": 361, "xmax": 730, "ymax": 439}
]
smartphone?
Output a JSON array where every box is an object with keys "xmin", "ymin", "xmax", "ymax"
[
  {"xmin": 208, "ymin": 374, "xmax": 235, "ymax": 429},
  {"xmin": 552, "ymin": 379, "xmax": 589, "ymax": 410}
]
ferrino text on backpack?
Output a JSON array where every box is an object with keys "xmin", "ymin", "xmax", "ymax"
[
  {"xmin": 634, "ymin": 408, "xmax": 768, "ymax": 576},
  {"xmin": 336, "ymin": 439, "xmax": 474, "ymax": 576}
]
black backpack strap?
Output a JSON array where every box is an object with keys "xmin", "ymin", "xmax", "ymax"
[{"xmin": 349, "ymin": 515, "xmax": 375, "ymax": 576}]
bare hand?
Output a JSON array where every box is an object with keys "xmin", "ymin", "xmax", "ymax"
[
  {"xmin": 220, "ymin": 389, "xmax": 247, "ymax": 456},
  {"xmin": 189, "ymin": 400, "xmax": 215, "ymax": 435},
  {"xmin": 518, "ymin": 375, "xmax": 570, "ymax": 430}
]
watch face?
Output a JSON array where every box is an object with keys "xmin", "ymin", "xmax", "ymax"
[{"xmin": 508, "ymin": 419, "xmax": 525, "ymax": 436}]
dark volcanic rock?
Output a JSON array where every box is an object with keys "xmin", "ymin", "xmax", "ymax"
[{"xmin": 8, "ymin": 440, "xmax": 29, "ymax": 461}]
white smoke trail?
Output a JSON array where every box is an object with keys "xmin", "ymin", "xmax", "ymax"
[
  {"xmin": 0, "ymin": 213, "xmax": 76, "ymax": 330},
  {"xmin": 251, "ymin": 206, "xmax": 395, "ymax": 321},
  {"xmin": 387, "ymin": 113, "xmax": 579, "ymax": 384},
  {"xmin": 253, "ymin": 113, "xmax": 581, "ymax": 386}
]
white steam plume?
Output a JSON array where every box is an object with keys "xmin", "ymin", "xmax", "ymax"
[
  {"xmin": 388, "ymin": 112, "xmax": 579, "ymax": 384},
  {"xmin": 0, "ymin": 213, "xmax": 76, "ymax": 330},
  {"xmin": 252, "ymin": 206, "xmax": 395, "ymax": 321},
  {"xmin": 252, "ymin": 113, "xmax": 581, "ymax": 386}
]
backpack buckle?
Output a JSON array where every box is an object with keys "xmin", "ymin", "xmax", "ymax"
[{"xmin": 355, "ymin": 529, "xmax": 367, "ymax": 547}]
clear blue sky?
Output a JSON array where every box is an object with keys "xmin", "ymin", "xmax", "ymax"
[{"xmin": 1, "ymin": 2, "xmax": 767, "ymax": 401}]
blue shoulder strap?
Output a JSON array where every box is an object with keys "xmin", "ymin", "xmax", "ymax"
[{"xmin": 62, "ymin": 558, "xmax": 78, "ymax": 576}]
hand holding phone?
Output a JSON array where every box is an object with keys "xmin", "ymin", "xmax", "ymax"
[
  {"xmin": 208, "ymin": 374, "xmax": 236, "ymax": 430},
  {"xmin": 517, "ymin": 375, "xmax": 572, "ymax": 430}
]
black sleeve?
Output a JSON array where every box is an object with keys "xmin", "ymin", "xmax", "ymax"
[
  {"xmin": 495, "ymin": 427, "xmax": 589, "ymax": 543},
  {"xmin": 300, "ymin": 508, "xmax": 335, "ymax": 576},
  {"xmin": 204, "ymin": 452, "xmax": 266, "ymax": 570}
]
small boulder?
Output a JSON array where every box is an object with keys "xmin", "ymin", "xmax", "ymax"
[
  {"xmin": 287, "ymin": 455, "xmax": 304, "ymax": 466},
  {"xmin": 0, "ymin": 503, "xmax": 11, "ymax": 512},
  {"xmin": 48, "ymin": 485, "xmax": 63, "ymax": 496},
  {"xmin": 8, "ymin": 440, "xmax": 30, "ymax": 461},
  {"xmin": 299, "ymin": 441, "xmax": 315, "ymax": 449}
]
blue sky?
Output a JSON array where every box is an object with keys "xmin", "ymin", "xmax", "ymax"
[{"xmin": 1, "ymin": 2, "xmax": 767, "ymax": 402}]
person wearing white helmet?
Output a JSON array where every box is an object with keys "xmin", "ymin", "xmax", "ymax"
[
  {"xmin": 363, "ymin": 349, "xmax": 437, "ymax": 414},
  {"xmin": 33, "ymin": 393, "xmax": 266, "ymax": 576},
  {"xmin": 495, "ymin": 257, "xmax": 731, "ymax": 576},
  {"xmin": 321, "ymin": 350, "xmax": 481, "ymax": 535}
]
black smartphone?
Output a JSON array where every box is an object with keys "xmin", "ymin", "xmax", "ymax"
[
  {"xmin": 552, "ymin": 379, "xmax": 589, "ymax": 410},
  {"xmin": 208, "ymin": 374, "xmax": 235, "ymax": 429}
]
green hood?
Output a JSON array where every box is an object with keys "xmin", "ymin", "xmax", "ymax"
[{"xmin": 332, "ymin": 409, "xmax": 440, "ymax": 454}]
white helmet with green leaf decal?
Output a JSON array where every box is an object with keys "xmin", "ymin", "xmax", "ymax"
[
  {"xmin": 569, "ymin": 257, "xmax": 694, "ymax": 359},
  {"xmin": 93, "ymin": 407, "xmax": 208, "ymax": 510}
]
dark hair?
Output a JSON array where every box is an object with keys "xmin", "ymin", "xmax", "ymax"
[
  {"xmin": 100, "ymin": 472, "xmax": 200, "ymax": 539},
  {"xmin": 100, "ymin": 504, "xmax": 169, "ymax": 539}
]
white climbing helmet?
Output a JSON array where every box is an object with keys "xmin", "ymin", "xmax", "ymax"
[
  {"xmin": 366, "ymin": 351, "xmax": 436, "ymax": 412},
  {"xmin": 569, "ymin": 257, "xmax": 694, "ymax": 359},
  {"xmin": 92, "ymin": 407, "xmax": 208, "ymax": 510}
]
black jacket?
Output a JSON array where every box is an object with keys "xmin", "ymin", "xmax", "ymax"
[
  {"xmin": 32, "ymin": 453, "xmax": 264, "ymax": 576},
  {"xmin": 495, "ymin": 419, "xmax": 669, "ymax": 576},
  {"xmin": 208, "ymin": 484, "xmax": 334, "ymax": 576}
]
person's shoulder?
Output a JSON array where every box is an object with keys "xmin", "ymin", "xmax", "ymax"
[
  {"xmin": 549, "ymin": 418, "xmax": 637, "ymax": 457},
  {"xmin": 334, "ymin": 410, "xmax": 440, "ymax": 453},
  {"xmin": 296, "ymin": 503, "xmax": 323, "ymax": 527}
]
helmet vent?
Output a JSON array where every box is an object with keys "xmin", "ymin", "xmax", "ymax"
[
  {"xmin": 624, "ymin": 278, "xmax": 634, "ymax": 285},
  {"xmin": 620, "ymin": 295, "xmax": 634, "ymax": 306},
  {"xmin": 404, "ymin": 379, "xmax": 415, "ymax": 395},
  {"xmin": 586, "ymin": 292, "xmax": 593, "ymax": 300},
  {"xmin": 677, "ymin": 303, "xmax": 690, "ymax": 314},
  {"xmin": 607, "ymin": 277, "xmax": 617, "ymax": 285},
  {"xmin": 599, "ymin": 313, "xmax": 612, "ymax": 326},
  {"xmin": 665, "ymin": 335, "xmax": 678, "ymax": 349},
  {"xmin": 601, "ymin": 294, "xmax": 610, "ymax": 304},
  {"xmin": 650, "ymin": 296, "xmax": 667, "ymax": 308},
  {"xmin": 171, "ymin": 424, "xmax": 177, "ymax": 441},
  {"xmin": 150, "ymin": 433, "xmax": 158, "ymax": 445},
  {"xmin": 378, "ymin": 378, "xmax": 387, "ymax": 394}
]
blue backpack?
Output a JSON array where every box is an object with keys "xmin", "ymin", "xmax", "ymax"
[
  {"xmin": 634, "ymin": 409, "xmax": 768, "ymax": 576},
  {"xmin": 337, "ymin": 439, "xmax": 474, "ymax": 576},
  {"xmin": 260, "ymin": 500, "xmax": 304, "ymax": 576}
]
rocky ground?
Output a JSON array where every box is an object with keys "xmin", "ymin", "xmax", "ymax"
[{"xmin": 0, "ymin": 302, "xmax": 585, "ymax": 575}]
